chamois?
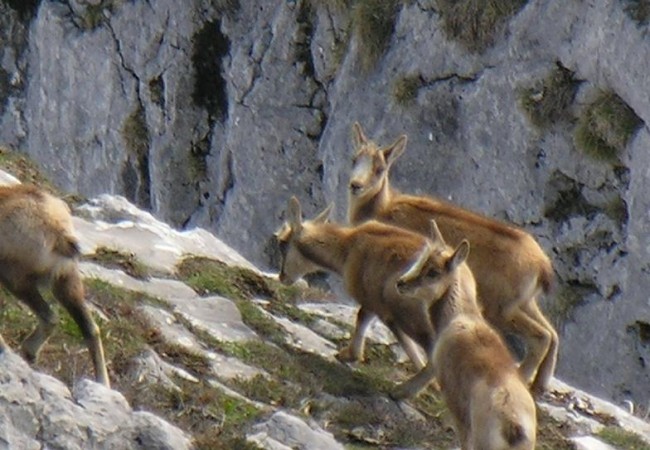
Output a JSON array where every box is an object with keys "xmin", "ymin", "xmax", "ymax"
[
  {"xmin": 348, "ymin": 122, "xmax": 558, "ymax": 394},
  {"xmin": 396, "ymin": 221, "xmax": 536, "ymax": 450},
  {"xmin": 276, "ymin": 196, "xmax": 460, "ymax": 398},
  {"xmin": 0, "ymin": 184, "xmax": 109, "ymax": 387}
]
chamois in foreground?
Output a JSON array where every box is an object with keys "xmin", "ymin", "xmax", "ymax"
[
  {"xmin": 396, "ymin": 221, "xmax": 536, "ymax": 450},
  {"xmin": 0, "ymin": 184, "xmax": 109, "ymax": 387},
  {"xmin": 348, "ymin": 122, "xmax": 558, "ymax": 394},
  {"xmin": 275, "ymin": 196, "xmax": 458, "ymax": 398}
]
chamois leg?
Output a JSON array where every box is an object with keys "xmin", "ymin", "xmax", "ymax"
[
  {"xmin": 391, "ymin": 340, "xmax": 436, "ymax": 400},
  {"xmin": 8, "ymin": 283, "xmax": 58, "ymax": 363},
  {"xmin": 507, "ymin": 302, "xmax": 556, "ymax": 394},
  {"xmin": 385, "ymin": 322, "xmax": 426, "ymax": 369},
  {"xmin": 523, "ymin": 301, "xmax": 558, "ymax": 394},
  {"xmin": 53, "ymin": 271, "xmax": 110, "ymax": 387},
  {"xmin": 337, "ymin": 306, "xmax": 375, "ymax": 363}
]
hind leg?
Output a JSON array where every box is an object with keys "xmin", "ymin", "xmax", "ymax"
[
  {"xmin": 53, "ymin": 270, "xmax": 110, "ymax": 387},
  {"xmin": 7, "ymin": 283, "xmax": 58, "ymax": 363},
  {"xmin": 506, "ymin": 302, "xmax": 557, "ymax": 394},
  {"xmin": 338, "ymin": 306, "xmax": 375, "ymax": 363}
]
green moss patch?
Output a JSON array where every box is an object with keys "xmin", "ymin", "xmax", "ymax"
[
  {"xmin": 353, "ymin": 0, "xmax": 401, "ymax": 71},
  {"xmin": 574, "ymin": 91, "xmax": 642, "ymax": 163},
  {"xmin": 597, "ymin": 425, "xmax": 650, "ymax": 450},
  {"xmin": 436, "ymin": 0, "xmax": 527, "ymax": 53},
  {"xmin": 84, "ymin": 247, "xmax": 151, "ymax": 280},
  {"xmin": 393, "ymin": 74, "xmax": 424, "ymax": 106}
]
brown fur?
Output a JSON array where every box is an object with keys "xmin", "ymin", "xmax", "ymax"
[
  {"xmin": 397, "ymin": 236, "xmax": 536, "ymax": 450},
  {"xmin": 347, "ymin": 122, "xmax": 558, "ymax": 394},
  {"xmin": 275, "ymin": 197, "xmax": 468, "ymax": 397},
  {"xmin": 0, "ymin": 184, "xmax": 109, "ymax": 387}
]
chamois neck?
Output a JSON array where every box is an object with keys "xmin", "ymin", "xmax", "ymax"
[
  {"xmin": 296, "ymin": 223, "xmax": 351, "ymax": 276},
  {"xmin": 430, "ymin": 272, "xmax": 480, "ymax": 331},
  {"xmin": 350, "ymin": 178, "xmax": 394, "ymax": 223}
]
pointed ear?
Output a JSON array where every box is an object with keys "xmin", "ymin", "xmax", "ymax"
[
  {"xmin": 383, "ymin": 134, "xmax": 407, "ymax": 166},
  {"xmin": 428, "ymin": 220, "xmax": 447, "ymax": 247},
  {"xmin": 447, "ymin": 240, "xmax": 470, "ymax": 272},
  {"xmin": 314, "ymin": 202, "xmax": 334, "ymax": 223},
  {"xmin": 352, "ymin": 122, "xmax": 368, "ymax": 148},
  {"xmin": 399, "ymin": 243, "xmax": 432, "ymax": 283},
  {"xmin": 287, "ymin": 196, "xmax": 303, "ymax": 231}
]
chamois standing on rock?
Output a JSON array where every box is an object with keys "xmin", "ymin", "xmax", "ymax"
[
  {"xmin": 347, "ymin": 122, "xmax": 558, "ymax": 394},
  {"xmin": 0, "ymin": 184, "xmax": 109, "ymax": 387},
  {"xmin": 396, "ymin": 221, "xmax": 536, "ymax": 450},
  {"xmin": 275, "ymin": 196, "xmax": 453, "ymax": 398}
]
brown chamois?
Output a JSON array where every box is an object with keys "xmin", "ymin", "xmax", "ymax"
[
  {"xmin": 396, "ymin": 221, "xmax": 536, "ymax": 450},
  {"xmin": 347, "ymin": 122, "xmax": 558, "ymax": 394},
  {"xmin": 0, "ymin": 184, "xmax": 109, "ymax": 387},
  {"xmin": 275, "ymin": 196, "xmax": 454, "ymax": 398}
]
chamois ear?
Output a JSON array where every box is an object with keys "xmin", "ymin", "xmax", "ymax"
[
  {"xmin": 383, "ymin": 134, "xmax": 407, "ymax": 166},
  {"xmin": 287, "ymin": 196, "xmax": 303, "ymax": 231},
  {"xmin": 352, "ymin": 122, "xmax": 368, "ymax": 148},
  {"xmin": 428, "ymin": 219, "xmax": 447, "ymax": 247},
  {"xmin": 313, "ymin": 202, "xmax": 334, "ymax": 224},
  {"xmin": 447, "ymin": 240, "xmax": 470, "ymax": 272}
]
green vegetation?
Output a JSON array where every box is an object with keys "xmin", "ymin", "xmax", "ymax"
[
  {"xmin": 546, "ymin": 281, "xmax": 599, "ymax": 330},
  {"xmin": 436, "ymin": 0, "xmax": 528, "ymax": 53},
  {"xmin": 84, "ymin": 246, "xmax": 151, "ymax": 280},
  {"xmin": 393, "ymin": 74, "xmax": 424, "ymax": 106},
  {"xmin": 76, "ymin": 0, "xmax": 126, "ymax": 30},
  {"xmin": 624, "ymin": 0, "xmax": 650, "ymax": 26},
  {"xmin": 353, "ymin": 0, "xmax": 401, "ymax": 71},
  {"xmin": 597, "ymin": 425, "xmax": 650, "ymax": 450},
  {"xmin": 0, "ymin": 146, "xmax": 60, "ymax": 192},
  {"xmin": 519, "ymin": 64, "xmax": 580, "ymax": 128},
  {"xmin": 574, "ymin": 91, "xmax": 642, "ymax": 163}
]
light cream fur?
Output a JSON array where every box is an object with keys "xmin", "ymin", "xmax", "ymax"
[
  {"xmin": 275, "ymin": 196, "xmax": 460, "ymax": 398},
  {"xmin": 347, "ymin": 122, "xmax": 558, "ymax": 394},
  {"xmin": 0, "ymin": 184, "xmax": 109, "ymax": 387},
  {"xmin": 396, "ymin": 224, "xmax": 536, "ymax": 450}
]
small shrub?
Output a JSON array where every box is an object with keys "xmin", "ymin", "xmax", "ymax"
[
  {"xmin": 519, "ymin": 64, "xmax": 580, "ymax": 128},
  {"xmin": 436, "ymin": 0, "xmax": 528, "ymax": 53},
  {"xmin": 393, "ymin": 74, "xmax": 423, "ymax": 106},
  {"xmin": 547, "ymin": 281, "xmax": 598, "ymax": 330},
  {"xmin": 353, "ymin": 0, "xmax": 401, "ymax": 71},
  {"xmin": 574, "ymin": 91, "xmax": 642, "ymax": 163},
  {"xmin": 624, "ymin": 0, "xmax": 650, "ymax": 26}
]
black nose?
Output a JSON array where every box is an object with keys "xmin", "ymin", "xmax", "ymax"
[
  {"xmin": 396, "ymin": 280, "xmax": 406, "ymax": 289},
  {"xmin": 349, "ymin": 182, "xmax": 362, "ymax": 194}
]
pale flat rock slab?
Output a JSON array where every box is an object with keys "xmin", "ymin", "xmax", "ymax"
[
  {"xmin": 208, "ymin": 351, "xmax": 267, "ymax": 381},
  {"xmin": 548, "ymin": 378, "xmax": 650, "ymax": 443},
  {"xmin": 74, "ymin": 194, "xmax": 258, "ymax": 274},
  {"xmin": 297, "ymin": 303, "xmax": 397, "ymax": 346},
  {"xmin": 165, "ymin": 294, "xmax": 259, "ymax": 343},
  {"xmin": 138, "ymin": 305, "xmax": 204, "ymax": 354},
  {"xmin": 571, "ymin": 436, "xmax": 618, "ymax": 450},
  {"xmin": 247, "ymin": 411, "xmax": 345, "ymax": 450},
  {"xmin": 80, "ymin": 262, "xmax": 199, "ymax": 302},
  {"xmin": 130, "ymin": 349, "xmax": 199, "ymax": 389}
]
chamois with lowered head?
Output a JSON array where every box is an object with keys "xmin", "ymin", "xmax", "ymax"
[
  {"xmin": 0, "ymin": 184, "xmax": 109, "ymax": 387},
  {"xmin": 275, "ymin": 196, "xmax": 459, "ymax": 398},
  {"xmin": 396, "ymin": 221, "xmax": 536, "ymax": 450},
  {"xmin": 347, "ymin": 122, "xmax": 557, "ymax": 394}
]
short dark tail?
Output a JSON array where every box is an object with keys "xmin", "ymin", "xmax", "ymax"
[
  {"xmin": 539, "ymin": 262, "xmax": 555, "ymax": 296},
  {"xmin": 503, "ymin": 419, "xmax": 527, "ymax": 447},
  {"xmin": 55, "ymin": 234, "xmax": 81, "ymax": 258}
]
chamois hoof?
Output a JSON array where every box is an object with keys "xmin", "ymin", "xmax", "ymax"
[
  {"xmin": 390, "ymin": 383, "xmax": 413, "ymax": 401},
  {"xmin": 336, "ymin": 347, "xmax": 362, "ymax": 363}
]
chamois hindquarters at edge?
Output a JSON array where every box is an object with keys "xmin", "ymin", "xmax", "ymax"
[
  {"xmin": 396, "ymin": 225, "xmax": 536, "ymax": 450},
  {"xmin": 347, "ymin": 121, "xmax": 558, "ymax": 395},
  {"xmin": 0, "ymin": 184, "xmax": 109, "ymax": 387}
]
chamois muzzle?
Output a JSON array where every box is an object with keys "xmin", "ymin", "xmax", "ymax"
[{"xmin": 349, "ymin": 181, "xmax": 363, "ymax": 195}]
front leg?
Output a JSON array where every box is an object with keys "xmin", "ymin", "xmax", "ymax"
[
  {"xmin": 386, "ymin": 323, "xmax": 426, "ymax": 370},
  {"xmin": 338, "ymin": 306, "xmax": 375, "ymax": 363},
  {"xmin": 391, "ymin": 339, "xmax": 437, "ymax": 400}
]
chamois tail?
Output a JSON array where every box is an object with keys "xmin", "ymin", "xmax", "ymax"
[{"xmin": 54, "ymin": 234, "xmax": 81, "ymax": 259}]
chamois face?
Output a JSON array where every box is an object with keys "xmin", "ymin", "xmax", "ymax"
[
  {"xmin": 274, "ymin": 197, "xmax": 332, "ymax": 285},
  {"xmin": 348, "ymin": 122, "xmax": 407, "ymax": 199},
  {"xmin": 396, "ymin": 221, "xmax": 470, "ymax": 300}
]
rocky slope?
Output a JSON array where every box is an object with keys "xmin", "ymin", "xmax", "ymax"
[
  {"xmin": 0, "ymin": 168, "xmax": 649, "ymax": 449},
  {"xmin": 0, "ymin": 0, "xmax": 649, "ymax": 412}
]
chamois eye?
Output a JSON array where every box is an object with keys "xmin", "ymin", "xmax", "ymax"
[
  {"xmin": 278, "ymin": 240, "xmax": 289, "ymax": 255},
  {"xmin": 374, "ymin": 166, "xmax": 384, "ymax": 175},
  {"xmin": 427, "ymin": 269, "xmax": 439, "ymax": 278}
]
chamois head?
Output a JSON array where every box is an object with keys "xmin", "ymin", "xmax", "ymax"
[
  {"xmin": 348, "ymin": 122, "xmax": 407, "ymax": 199},
  {"xmin": 274, "ymin": 196, "xmax": 333, "ymax": 285},
  {"xmin": 396, "ymin": 220, "xmax": 470, "ymax": 300}
]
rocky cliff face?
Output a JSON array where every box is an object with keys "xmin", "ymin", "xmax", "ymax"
[{"xmin": 0, "ymin": 0, "xmax": 649, "ymax": 410}]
